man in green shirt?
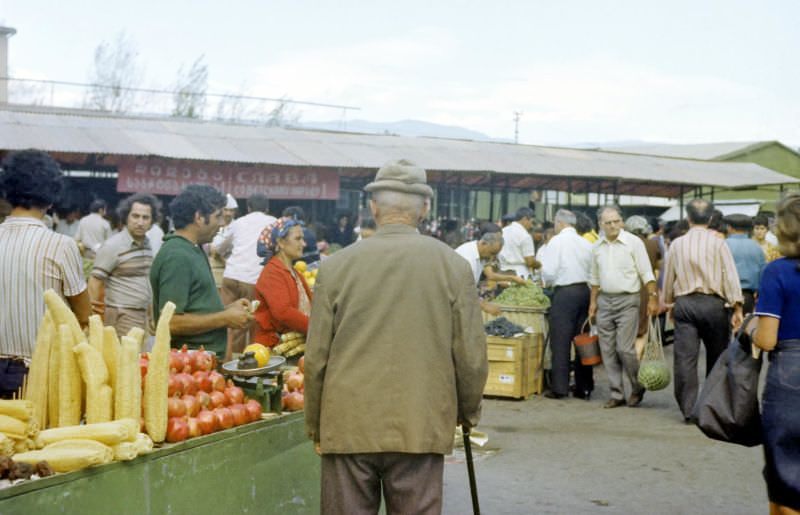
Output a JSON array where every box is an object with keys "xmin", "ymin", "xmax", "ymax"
[{"xmin": 150, "ymin": 185, "xmax": 252, "ymax": 356}]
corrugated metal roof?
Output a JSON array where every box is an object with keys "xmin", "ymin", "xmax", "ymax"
[
  {"xmin": 600, "ymin": 141, "xmax": 770, "ymax": 160},
  {"xmin": 0, "ymin": 105, "xmax": 797, "ymax": 197}
]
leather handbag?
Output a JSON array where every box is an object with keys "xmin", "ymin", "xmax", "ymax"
[
  {"xmin": 574, "ymin": 319, "xmax": 602, "ymax": 366},
  {"xmin": 690, "ymin": 315, "xmax": 763, "ymax": 447}
]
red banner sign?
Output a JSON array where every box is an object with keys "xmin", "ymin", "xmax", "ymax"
[{"xmin": 116, "ymin": 158, "xmax": 340, "ymax": 199}]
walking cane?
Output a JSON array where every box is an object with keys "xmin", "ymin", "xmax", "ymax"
[{"xmin": 462, "ymin": 426, "xmax": 480, "ymax": 515}]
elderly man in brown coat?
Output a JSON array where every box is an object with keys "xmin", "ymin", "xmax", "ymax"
[{"xmin": 305, "ymin": 159, "xmax": 488, "ymax": 515}]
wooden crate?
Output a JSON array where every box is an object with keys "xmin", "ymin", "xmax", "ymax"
[
  {"xmin": 482, "ymin": 306, "xmax": 548, "ymax": 334},
  {"xmin": 484, "ymin": 334, "xmax": 543, "ymax": 399}
]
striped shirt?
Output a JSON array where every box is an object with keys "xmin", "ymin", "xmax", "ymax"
[
  {"xmin": 0, "ymin": 217, "xmax": 87, "ymax": 358},
  {"xmin": 91, "ymin": 229, "xmax": 153, "ymax": 309},
  {"xmin": 663, "ymin": 226, "xmax": 743, "ymax": 306}
]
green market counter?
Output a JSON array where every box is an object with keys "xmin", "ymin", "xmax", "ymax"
[{"xmin": 0, "ymin": 412, "xmax": 320, "ymax": 515}]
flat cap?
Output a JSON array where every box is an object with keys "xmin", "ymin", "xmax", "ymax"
[{"xmin": 364, "ymin": 159, "xmax": 434, "ymax": 198}]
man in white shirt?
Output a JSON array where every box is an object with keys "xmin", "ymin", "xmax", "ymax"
[
  {"xmin": 76, "ymin": 199, "xmax": 112, "ymax": 258},
  {"xmin": 539, "ymin": 209, "xmax": 594, "ymax": 400},
  {"xmin": 589, "ymin": 206, "xmax": 658, "ymax": 408},
  {"xmin": 498, "ymin": 207, "xmax": 540, "ymax": 279},
  {"xmin": 215, "ymin": 193, "xmax": 276, "ymax": 358},
  {"xmin": 455, "ymin": 227, "xmax": 526, "ymax": 315}
]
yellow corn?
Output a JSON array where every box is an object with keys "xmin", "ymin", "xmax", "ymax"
[
  {"xmin": 43, "ymin": 289, "xmax": 86, "ymax": 346},
  {"xmin": 12, "ymin": 438, "xmax": 30, "ymax": 454},
  {"xmin": 134, "ymin": 432, "xmax": 153, "ymax": 454},
  {"xmin": 285, "ymin": 343, "xmax": 306, "ymax": 358},
  {"xmin": 102, "ymin": 326, "xmax": 120, "ymax": 392},
  {"xmin": 115, "ymin": 336, "xmax": 141, "ymax": 423},
  {"xmin": 47, "ymin": 321, "xmax": 61, "ymax": 428},
  {"xmin": 126, "ymin": 327, "xmax": 146, "ymax": 352},
  {"xmin": 111, "ymin": 441, "xmax": 138, "ymax": 461},
  {"xmin": 14, "ymin": 446, "xmax": 112, "ymax": 473},
  {"xmin": 144, "ymin": 302, "xmax": 175, "ymax": 443},
  {"xmin": 0, "ymin": 400, "xmax": 34, "ymax": 422},
  {"xmin": 45, "ymin": 438, "xmax": 112, "ymax": 454},
  {"xmin": 74, "ymin": 341, "xmax": 109, "ymax": 388},
  {"xmin": 57, "ymin": 324, "xmax": 82, "ymax": 427},
  {"xmin": 88, "ymin": 314, "xmax": 104, "ymax": 354},
  {"xmin": 25, "ymin": 312, "xmax": 53, "ymax": 429},
  {"xmin": 38, "ymin": 418, "xmax": 138, "ymax": 447},
  {"xmin": 273, "ymin": 336, "xmax": 304, "ymax": 355},
  {"xmin": 0, "ymin": 414, "xmax": 28, "ymax": 440},
  {"xmin": 0, "ymin": 433, "xmax": 13, "ymax": 456},
  {"xmin": 85, "ymin": 385, "xmax": 112, "ymax": 425}
]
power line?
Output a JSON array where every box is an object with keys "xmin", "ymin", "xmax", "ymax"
[{"xmin": 0, "ymin": 76, "xmax": 361, "ymax": 111}]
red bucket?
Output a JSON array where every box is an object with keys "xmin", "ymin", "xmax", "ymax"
[{"xmin": 574, "ymin": 320, "xmax": 602, "ymax": 366}]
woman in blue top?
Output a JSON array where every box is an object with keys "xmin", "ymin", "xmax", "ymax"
[{"xmin": 746, "ymin": 192, "xmax": 800, "ymax": 514}]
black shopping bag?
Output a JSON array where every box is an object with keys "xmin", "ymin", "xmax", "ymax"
[{"xmin": 690, "ymin": 316, "xmax": 763, "ymax": 447}]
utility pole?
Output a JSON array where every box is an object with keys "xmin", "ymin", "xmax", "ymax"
[{"xmin": 513, "ymin": 111, "xmax": 522, "ymax": 144}]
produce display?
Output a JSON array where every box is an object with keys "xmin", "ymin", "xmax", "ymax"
[
  {"xmin": 293, "ymin": 260, "xmax": 317, "ymax": 288},
  {"xmin": 273, "ymin": 332, "xmax": 306, "ymax": 358},
  {"xmin": 484, "ymin": 317, "xmax": 525, "ymax": 337},
  {"xmin": 281, "ymin": 357, "xmax": 305, "ymax": 412},
  {"xmin": 493, "ymin": 283, "xmax": 551, "ymax": 309}
]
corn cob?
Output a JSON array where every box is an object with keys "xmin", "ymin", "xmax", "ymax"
[
  {"xmin": 144, "ymin": 302, "xmax": 175, "ymax": 443},
  {"xmin": 0, "ymin": 400, "xmax": 34, "ymax": 422},
  {"xmin": 126, "ymin": 327, "xmax": 146, "ymax": 351},
  {"xmin": 280, "ymin": 332, "xmax": 304, "ymax": 342},
  {"xmin": 47, "ymin": 322, "xmax": 61, "ymax": 428},
  {"xmin": 111, "ymin": 441, "xmax": 138, "ymax": 461},
  {"xmin": 102, "ymin": 326, "xmax": 120, "ymax": 392},
  {"xmin": 85, "ymin": 385, "xmax": 112, "ymax": 425},
  {"xmin": 0, "ymin": 415, "xmax": 28, "ymax": 440},
  {"xmin": 38, "ymin": 418, "xmax": 138, "ymax": 447},
  {"xmin": 57, "ymin": 324, "xmax": 82, "ymax": 427},
  {"xmin": 134, "ymin": 433, "xmax": 153, "ymax": 454},
  {"xmin": 88, "ymin": 314, "xmax": 104, "ymax": 354},
  {"xmin": 115, "ymin": 336, "xmax": 141, "ymax": 422},
  {"xmin": 25, "ymin": 312, "xmax": 53, "ymax": 429},
  {"xmin": 45, "ymin": 438, "xmax": 112, "ymax": 455},
  {"xmin": 0, "ymin": 433, "xmax": 14, "ymax": 456},
  {"xmin": 43, "ymin": 289, "xmax": 86, "ymax": 346},
  {"xmin": 12, "ymin": 438, "xmax": 30, "ymax": 454},
  {"xmin": 284, "ymin": 343, "xmax": 306, "ymax": 358},
  {"xmin": 74, "ymin": 341, "xmax": 109, "ymax": 388},
  {"xmin": 273, "ymin": 337, "xmax": 304, "ymax": 355},
  {"xmin": 14, "ymin": 446, "xmax": 112, "ymax": 473}
]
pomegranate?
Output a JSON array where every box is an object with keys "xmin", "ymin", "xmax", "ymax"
[
  {"xmin": 169, "ymin": 350, "xmax": 182, "ymax": 374},
  {"xmin": 230, "ymin": 404, "xmax": 248, "ymax": 426},
  {"xmin": 210, "ymin": 391, "xmax": 227, "ymax": 409},
  {"xmin": 168, "ymin": 375, "xmax": 183, "ymax": 397},
  {"xmin": 196, "ymin": 409, "xmax": 217, "ymax": 435},
  {"xmin": 298, "ymin": 356, "xmax": 305, "ymax": 374},
  {"xmin": 215, "ymin": 407, "xmax": 234, "ymax": 430},
  {"xmin": 284, "ymin": 392, "xmax": 304, "ymax": 411},
  {"xmin": 168, "ymin": 396, "xmax": 186, "ymax": 418},
  {"xmin": 193, "ymin": 350, "xmax": 213, "ymax": 372},
  {"xmin": 178, "ymin": 373, "xmax": 198, "ymax": 395},
  {"xmin": 224, "ymin": 381, "xmax": 245, "ymax": 405},
  {"xmin": 245, "ymin": 399, "xmax": 262, "ymax": 422},
  {"xmin": 186, "ymin": 417, "xmax": 201, "ymax": 438},
  {"xmin": 285, "ymin": 373, "xmax": 304, "ymax": 393},
  {"xmin": 208, "ymin": 371, "xmax": 226, "ymax": 392},
  {"xmin": 166, "ymin": 417, "xmax": 189, "ymax": 442},
  {"xmin": 195, "ymin": 390, "xmax": 212, "ymax": 409},
  {"xmin": 182, "ymin": 394, "xmax": 200, "ymax": 417}
]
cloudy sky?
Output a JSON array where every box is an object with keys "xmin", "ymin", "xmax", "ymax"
[{"xmin": 1, "ymin": 0, "xmax": 797, "ymax": 146}]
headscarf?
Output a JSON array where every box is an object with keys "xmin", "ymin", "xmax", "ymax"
[{"xmin": 258, "ymin": 217, "xmax": 304, "ymax": 253}]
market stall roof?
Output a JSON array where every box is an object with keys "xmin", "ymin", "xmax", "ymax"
[{"xmin": 0, "ymin": 104, "xmax": 797, "ymax": 197}]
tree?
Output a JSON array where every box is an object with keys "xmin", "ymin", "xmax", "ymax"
[
  {"xmin": 83, "ymin": 32, "xmax": 142, "ymax": 112},
  {"xmin": 264, "ymin": 97, "xmax": 301, "ymax": 128},
  {"xmin": 172, "ymin": 55, "xmax": 208, "ymax": 118}
]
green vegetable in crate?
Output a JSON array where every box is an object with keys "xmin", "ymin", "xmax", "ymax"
[{"xmin": 494, "ymin": 283, "xmax": 551, "ymax": 308}]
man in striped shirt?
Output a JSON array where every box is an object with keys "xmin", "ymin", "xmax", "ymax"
[
  {"xmin": 0, "ymin": 150, "xmax": 90, "ymax": 397},
  {"xmin": 89, "ymin": 193, "xmax": 161, "ymax": 337},
  {"xmin": 663, "ymin": 198, "xmax": 744, "ymax": 421}
]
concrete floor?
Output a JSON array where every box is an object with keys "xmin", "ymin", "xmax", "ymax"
[{"xmin": 442, "ymin": 347, "xmax": 768, "ymax": 514}]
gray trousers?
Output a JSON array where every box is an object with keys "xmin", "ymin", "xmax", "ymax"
[
  {"xmin": 597, "ymin": 292, "xmax": 642, "ymax": 400},
  {"xmin": 321, "ymin": 452, "xmax": 443, "ymax": 515}
]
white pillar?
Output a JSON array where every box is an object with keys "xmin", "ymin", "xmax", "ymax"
[{"xmin": 0, "ymin": 26, "xmax": 17, "ymax": 104}]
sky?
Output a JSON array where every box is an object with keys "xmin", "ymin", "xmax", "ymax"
[{"xmin": 0, "ymin": 0, "xmax": 798, "ymax": 146}]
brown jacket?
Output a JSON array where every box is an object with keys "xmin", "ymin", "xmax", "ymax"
[{"xmin": 304, "ymin": 224, "xmax": 488, "ymax": 454}]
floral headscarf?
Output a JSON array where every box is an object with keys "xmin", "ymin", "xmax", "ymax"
[{"xmin": 259, "ymin": 217, "xmax": 304, "ymax": 253}]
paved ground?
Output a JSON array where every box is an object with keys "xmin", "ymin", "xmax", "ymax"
[{"xmin": 442, "ymin": 346, "xmax": 767, "ymax": 514}]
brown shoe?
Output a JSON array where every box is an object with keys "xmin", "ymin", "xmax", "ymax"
[
  {"xmin": 603, "ymin": 398, "xmax": 626, "ymax": 409},
  {"xmin": 628, "ymin": 391, "xmax": 645, "ymax": 407}
]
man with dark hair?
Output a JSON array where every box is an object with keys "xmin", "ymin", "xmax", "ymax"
[
  {"xmin": 214, "ymin": 193, "xmax": 276, "ymax": 359},
  {"xmin": 663, "ymin": 198, "xmax": 744, "ymax": 421},
  {"xmin": 76, "ymin": 198, "xmax": 111, "ymax": 262},
  {"xmin": 752, "ymin": 213, "xmax": 781, "ymax": 262},
  {"xmin": 305, "ymin": 159, "xmax": 487, "ymax": 513},
  {"xmin": 150, "ymin": 185, "xmax": 253, "ymax": 356},
  {"xmin": 498, "ymin": 206, "xmax": 540, "ymax": 278},
  {"xmin": 724, "ymin": 214, "xmax": 765, "ymax": 315},
  {"xmin": 55, "ymin": 205, "xmax": 81, "ymax": 238},
  {"xmin": 89, "ymin": 193, "xmax": 161, "ymax": 336},
  {"xmin": 0, "ymin": 150, "xmax": 90, "ymax": 397}
]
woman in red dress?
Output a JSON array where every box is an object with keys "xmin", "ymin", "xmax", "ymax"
[{"xmin": 253, "ymin": 217, "xmax": 312, "ymax": 347}]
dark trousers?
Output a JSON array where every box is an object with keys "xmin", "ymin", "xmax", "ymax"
[
  {"xmin": 321, "ymin": 452, "xmax": 443, "ymax": 515},
  {"xmin": 0, "ymin": 359, "xmax": 28, "ymax": 399},
  {"xmin": 548, "ymin": 283, "xmax": 593, "ymax": 396},
  {"xmin": 673, "ymin": 293, "xmax": 731, "ymax": 417}
]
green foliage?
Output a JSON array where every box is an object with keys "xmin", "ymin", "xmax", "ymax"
[{"xmin": 494, "ymin": 283, "xmax": 551, "ymax": 308}]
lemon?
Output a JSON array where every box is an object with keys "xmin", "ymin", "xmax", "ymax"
[
  {"xmin": 243, "ymin": 343, "xmax": 271, "ymax": 367},
  {"xmin": 294, "ymin": 260, "xmax": 308, "ymax": 273}
]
